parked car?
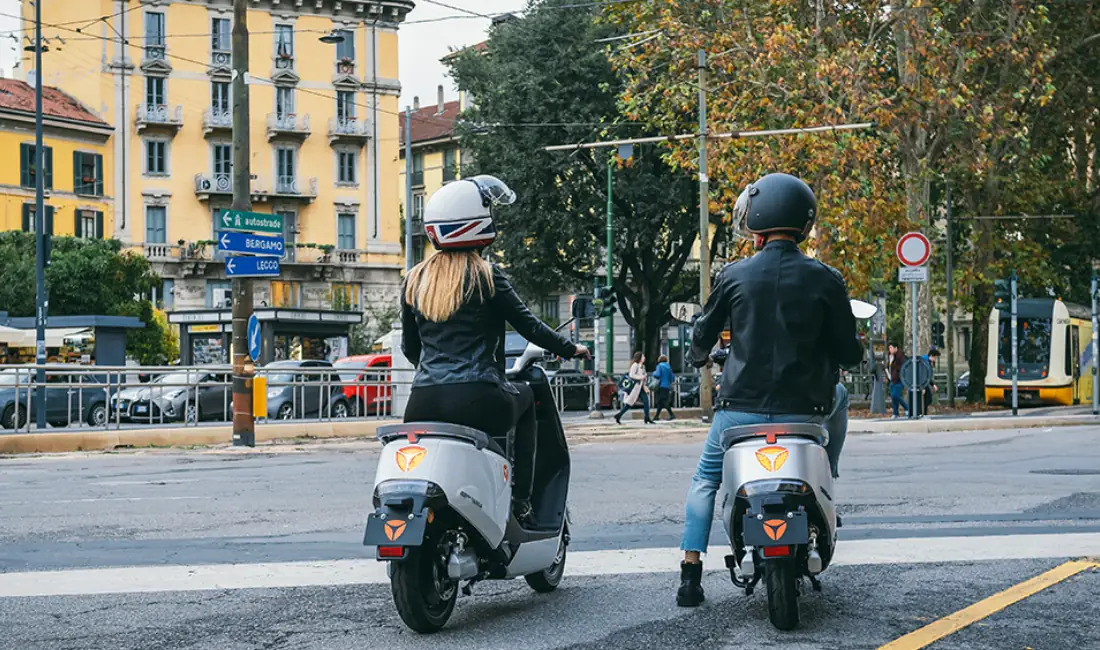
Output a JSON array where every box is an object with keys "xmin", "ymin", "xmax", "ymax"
[
  {"xmin": 0, "ymin": 368, "xmax": 112, "ymax": 429},
  {"xmin": 334, "ymin": 354, "xmax": 393, "ymax": 416},
  {"xmin": 677, "ymin": 374, "xmax": 700, "ymax": 407},
  {"xmin": 111, "ymin": 369, "xmax": 231, "ymax": 424},
  {"xmin": 956, "ymin": 371, "xmax": 970, "ymax": 396},
  {"xmin": 264, "ymin": 360, "xmax": 350, "ymax": 420}
]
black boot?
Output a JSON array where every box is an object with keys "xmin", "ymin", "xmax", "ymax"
[{"xmin": 676, "ymin": 561, "xmax": 705, "ymax": 607}]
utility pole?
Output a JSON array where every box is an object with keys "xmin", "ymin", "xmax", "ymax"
[
  {"xmin": 697, "ymin": 49, "xmax": 713, "ymax": 422},
  {"xmin": 1092, "ymin": 268, "xmax": 1098, "ymax": 416},
  {"xmin": 591, "ymin": 276, "xmax": 602, "ymax": 418},
  {"xmin": 1011, "ymin": 270, "xmax": 1018, "ymax": 417},
  {"xmin": 230, "ymin": 0, "xmax": 255, "ymax": 446},
  {"xmin": 405, "ymin": 106, "xmax": 414, "ymax": 271},
  {"xmin": 33, "ymin": 0, "xmax": 46, "ymax": 431},
  {"xmin": 605, "ymin": 155, "xmax": 614, "ymax": 375},
  {"xmin": 945, "ymin": 183, "xmax": 955, "ymax": 406}
]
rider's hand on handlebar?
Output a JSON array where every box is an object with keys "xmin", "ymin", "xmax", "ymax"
[{"xmin": 574, "ymin": 344, "xmax": 592, "ymax": 360}]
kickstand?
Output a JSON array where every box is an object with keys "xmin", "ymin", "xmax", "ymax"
[{"xmin": 808, "ymin": 575, "xmax": 822, "ymax": 592}]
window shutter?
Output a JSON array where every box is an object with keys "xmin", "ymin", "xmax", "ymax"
[
  {"xmin": 95, "ymin": 211, "xmax": 104, "ymax": 239},
  {"xmin": 44, "ymin": 146, "xmax": 53, "ymax": 190},
  {"xmin": 95, "ymin": 154, "xmax": 103, "ymax": 195},
  {"xmin": 73, "ymin": 151, "xmax": 82, "ymax": 193},
  {"xmin": 20, "ymin": 143, "xmax": 30, "ymax": 187},
  {"xmin": 21, "ymin": 203, "xmax": 30, "ymax": 231},
  {"xmin": 74, "ymin": 209, "xmax": 82, "ymax": 236}
]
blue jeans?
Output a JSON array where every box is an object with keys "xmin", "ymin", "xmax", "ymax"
[
  {"xmin": 680, "ymin": 384, "xmax": 849, "ymax": 553},
  {"xmin": 890, "ymin": 382, "xmax": 909, "ymax": 417}
]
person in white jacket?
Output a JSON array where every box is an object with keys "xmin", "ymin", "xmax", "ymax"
[{"xmin": 614, "ymin": 351, "xmax": 654, "ymax": 424}]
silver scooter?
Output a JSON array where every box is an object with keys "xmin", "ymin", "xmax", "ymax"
[
  {"xmin": 363, "ymin": 342, "xmax": 570, "ymax": 633},
  {"xmin": 716, "ymin": 299, "xmax": 876, "ymax": 630}
]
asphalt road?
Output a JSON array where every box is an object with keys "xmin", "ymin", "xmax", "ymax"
[{"xmin": 2, "ymin": 424, "xmax": 1099, "ymax": 649}]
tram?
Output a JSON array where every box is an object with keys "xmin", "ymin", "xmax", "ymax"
[{"xmin": 985, "ymin": 298, "xmax": 1094, "ymax": 406}]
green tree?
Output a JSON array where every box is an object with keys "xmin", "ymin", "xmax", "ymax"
[
  {"xmin": 0, "ymin": 232, "xmax": 172, "ymax": 363},
  {"xmin": 446, "ymin": 1, "xmax": 709, "ymax": 366}
]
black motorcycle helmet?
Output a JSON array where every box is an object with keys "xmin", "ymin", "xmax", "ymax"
[{"xmin": 733, "ymin": 173, "xmax": 818, "ymax": 242}]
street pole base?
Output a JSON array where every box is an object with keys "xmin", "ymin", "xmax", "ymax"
[{"xmin": 588, "ymin": 409, "xmax": 605, "ymax": 420}]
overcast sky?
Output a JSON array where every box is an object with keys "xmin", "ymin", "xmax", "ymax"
[{"xmin": 398, "ymin": 0, "xmax": 526, "ymax": 109}]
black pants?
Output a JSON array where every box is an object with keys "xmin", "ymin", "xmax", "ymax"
[
  {"xmin": 654, "ymin": 387, "xmax": 675, "ymax": 420},
  {"xmin": 405, "ymin": 382, "xmax": 537, "ymax": 502}
]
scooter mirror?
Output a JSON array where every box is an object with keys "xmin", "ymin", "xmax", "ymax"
[{"xmin": 850, "ymin": 299, "xmax": 878, "ymax": 320}]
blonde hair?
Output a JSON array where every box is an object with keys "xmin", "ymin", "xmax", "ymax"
[{"xmin": 405, "ymin": 250, "xmax": 495, "ymax": 322}]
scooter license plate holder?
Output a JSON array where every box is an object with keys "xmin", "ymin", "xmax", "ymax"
[
  {"xmin": 742, "ymin": 511, "xmax": 809, "ymax": 546},
  {"xmin": 363, "ymin": 510, "xmax": 428, "ymax": 547}
]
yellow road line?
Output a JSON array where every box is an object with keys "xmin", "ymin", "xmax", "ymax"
[{"xmin": 878, "ymin": 559, "xmax": 1098, "ymax": 650}]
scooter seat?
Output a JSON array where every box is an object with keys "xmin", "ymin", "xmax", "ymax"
[
  {"xmin": 720, "ymin": 423, "xmax": 827, "ymax": 450},
  {"xmin": 377, "ymin": 422, "xmax": 508, "ymax": 457}
]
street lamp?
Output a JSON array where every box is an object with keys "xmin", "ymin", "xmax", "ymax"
[{"xmin": 319, "ymin": 31, "xmax": 345, "ymax": 44}]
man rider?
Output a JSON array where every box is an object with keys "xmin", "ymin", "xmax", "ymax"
[{"xmin": 676, "ymin": 173, "xmax": 863, "ymax": 607}]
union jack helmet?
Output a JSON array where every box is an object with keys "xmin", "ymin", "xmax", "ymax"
[{"xmin": 423, "ymin": 175, "xmax": 516, "ymax": 250}]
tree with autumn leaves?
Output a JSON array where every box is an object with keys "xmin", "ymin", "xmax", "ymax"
[{"xmin": 603, "ymin": 0, "xmax": 1098, "ymax": 400}]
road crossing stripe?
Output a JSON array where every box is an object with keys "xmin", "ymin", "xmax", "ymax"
[
  {"xmin": 878, "ymin": 559, "xmax": 1099, "ymax": 650},
  {"xmin": 1, "ymin": 532, "xmax": 1098, "ymax": 599}
]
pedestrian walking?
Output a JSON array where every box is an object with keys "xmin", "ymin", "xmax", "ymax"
[
  {"xmin": 652, "ymin": 355, "xmax": 676, "ymax": 421},
  {"xmin": 887, "ymin": 342, "xmax": 909, "ymax": 418},
  {"xmin": 922, "ymin": 347, "xmax": 940, "ymax": 415},
  {"xmin": 614, "ymin": 352, "xmax": 653, "ymax": 424}
]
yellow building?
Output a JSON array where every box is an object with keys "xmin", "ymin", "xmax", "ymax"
[
  {"xmin": 0, "ymin": 79, "xmax": 113, "ymax": 239},
  {"xmin": 398, "ymin": 86, "xmax": 463, "ymax": 263},
  {"xmin": 28, "ymin": 0, "xmax": 414, "ymax": 320}
]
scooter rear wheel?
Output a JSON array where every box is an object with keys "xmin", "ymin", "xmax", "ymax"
[
  {"xmin": 524, "ymin": 536, "xmax": 566, "ymax": 593},
  {"xmin": 391, "ymin": 544, "xmax": 457, "ymax": 633},
  {"xmin": 764, "ymin": 561, "xmax": 800, "ymax": 631}
]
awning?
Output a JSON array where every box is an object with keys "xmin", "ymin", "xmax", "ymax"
[{"xmin": 0, "ymin": 327, "xmax": 93, "ymax": 348}]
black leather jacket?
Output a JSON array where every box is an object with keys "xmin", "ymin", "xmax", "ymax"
[
  {"xmin": 691, "ymin": 240, "xmax": 863, "ymax": 415},
  {"xmin": 402, "ymin": 265, "xmax": 577, "ymax": 390}
]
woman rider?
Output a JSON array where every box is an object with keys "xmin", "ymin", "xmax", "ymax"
[{"xmin": 400, "ymin": 175, "xmax": 590, "ymax": 523}]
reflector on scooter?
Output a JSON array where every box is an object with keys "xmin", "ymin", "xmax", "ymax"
[
  {"xmin": 378, "ymin": 546, "xmax": 407, "ymax": 559},
  {"xmin": 761, "ymin": 546, "xmax": 791, "ymax": 558}
]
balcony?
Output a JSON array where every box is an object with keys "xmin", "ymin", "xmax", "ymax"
[
  {"xmin": 328, "ymin": 117, "xmax": 370, "ymax": 146},
  {"xmin": 202, "ymin": 108, "xmax": 232, "ymax": 136},
  {"xmin": 136, "ymin": 243, "xmax": 184, "ymax": 262},
  {"xmin": 442, "ymin": 165, "xmax": 458, "ymax": 182},
  {"xmin": 274, "ymin": 52, "xmax": 295, "ymax": 70},
  {"xmin": 410, "ymin": 170, "xmax": 424, "ymax": 187},
  {"xmin": 135, "ymin": 103, "xmax": 183, "ymax": 134},
  {"xmin": 273, "ymin": 175, "xmax": 318, "ymax": 202},
  {"xmin": 409, "ymin": 215, "xmax": 425, "ymax": 235},
  {"xmin": 194, "ymin": 173, "xmax": 269, "ymax": 202},
  {"xmin": 266, "ymin": 113, "xmax": 311, "ymax": 141}
]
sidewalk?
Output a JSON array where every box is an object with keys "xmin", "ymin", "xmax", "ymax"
[{"xmin": 2, "ymin": 411, "xmax": 1098, "ymax": 455}]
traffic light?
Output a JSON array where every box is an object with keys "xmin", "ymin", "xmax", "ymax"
[
  {"xmin": 994, "ymin": 278, "xmax": 1011, "ymax": 312},
  {"xmin": 931, "ymin": 322, "xmax": 945, "ymax": 348},
  {"xmin": 593, "ymin": 286, "xmax": 617, "ymax": 317}
]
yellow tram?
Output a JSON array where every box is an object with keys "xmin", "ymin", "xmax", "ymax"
[{"xmin": 985, "ymin": 298, "xmax": 1095, "ymax": 406}]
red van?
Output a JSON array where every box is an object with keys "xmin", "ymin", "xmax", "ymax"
[{"xmin": 334, "ymin": 354, "xmax": 392, "ymax": 416}]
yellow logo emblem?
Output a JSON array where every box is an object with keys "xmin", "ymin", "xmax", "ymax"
[
  {"xmin": 763, "ymin": 519, "xmax": 788, "ymax": 541},
  {"xmin": 395, "ymin": 445, "xmax": 427, "ymax": 472},
  {"xmin": 755, "ymin": 445, "xmax": 789, "ymax": 472},
  {"xmin": 384, "ymin": 519, "xmax": 407, "ymax": 541}
]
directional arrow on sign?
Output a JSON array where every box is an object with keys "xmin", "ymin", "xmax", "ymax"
[{"xmin": 217, "ymin": 231, "xmax": 284, "ymax": 257}]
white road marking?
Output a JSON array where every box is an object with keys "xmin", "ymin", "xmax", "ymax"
[
  {"xmin": 33, "ymin": 496, "xmax": 205, "ymax": 505},
  {"xmin": 1, "ymin": 532, "xmax": 1098, "ymax": 599},
  {"xmin": 91, "ymin": 479, "xmax": 200, "ymax": 486}
]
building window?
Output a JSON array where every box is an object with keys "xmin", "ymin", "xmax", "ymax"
[
  {"xmin": 331, "ymin": 282, "xmax": 360, "ymax": 310},
  {"xmin": 337, "ymin": 213, "xmax": 355, "ymax": 250},
  {"xmin": 411, "ymin": 193, "xmax": 425, "ymax": 230},
  {"xmin": 337, "ymin": 150, "xmax": 356, "ymax": 185},
  {"xmin": 146, "ymin": 76, "xmax": 165, "ymax": 107},
  {"xmin": 271, "ymin": 280, "xmax": 301, "ymax": 308},
  {"xmin": 21, "ymin": 204, "xmax": 54, "ymax": 234},
  {"xmin": 73, "ymin": 151, "xmax": 103, "ymax": 196},
  {"xmin": 206, "ymin": 280, "xmax": 232, "ymax": 309},
  {"xmin": 161, "ymin": 279, "xmax": 175, "ymax": 310},
  {"xmin": 275, "ymin": 86, "xmax": 294, "ymax": 119},
  {"xmin": 211, "ymin": 81, "xmax": 230, "ymax": 114},
  {"xmin": 145, "ymin": 205, "xmax": 167, "ymax": 243},
  {"xmin": 145, "ymin": 139, "xmax": 167, "ymax": 175},
  {"xmin": 276, "ymin": 147, "xmax": 296, "ymax": 192},
  {"xmin": 411, "ymin": 152, "xmax": 424, "ymax": 187},
  {"xmin": 211, "ymin": 17, "xmax": 230, "ymax": 52},
  {"xmin": 335, "ymin": 29, "xmax": 354, "ymax": 62},
  {"xmin": 212, "ymin": 143, "xmax": 231, "ymax": 180},
  {"xmin": 76, "ymin": 210, "xmax": 103, "ymax": 239},
  {"xmin": 336, "ymin": 90, "xmax": 355, "ymax": 123},
  {"xmin": 279, "ymin": 210, "xmax": 297, "ymax": 261},
  {"xmin": 541, "ymin": 298, "xmax": 560, "ymax": 324},
  {"xmin": 275, "ymin": 24, "xmax": 294, "ymax": 58},
  {"xmin": 145, "ymin": 11, "xmax": 165, "ymax": 57},
  {"xmin": 443, "ymin": 147, "xmax": 457, "ymax": 182},
  {"xmin": 19, "ymin": 143, "xmax": 53, "ymax": 189}
]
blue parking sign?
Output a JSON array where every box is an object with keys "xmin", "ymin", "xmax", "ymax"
[{"xmin": 247, "ymin": 314, "xmax": 261, "ymax": 362}]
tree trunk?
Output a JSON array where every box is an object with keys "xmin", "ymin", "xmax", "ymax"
[{"xmin": 967, "ymin": 219, "xmax": 996, "ymax": 402}]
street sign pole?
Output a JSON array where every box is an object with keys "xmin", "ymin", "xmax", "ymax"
[
  {"xmin": 1011, "ymin": 270, "xmax": 1018, "ymax": 417},
  {"xmin": 897, "ymin": 232, "xmax": 932, "ymax": 419},
  {"xmin": 231, "ymin": 0, "xmax": 255, "ymax": 447},
  {"xmin": 591, "ymin": 277, "xmax": 602, "ymax": 418},
  {"xmin": 1092, "ymin": 268, "xmax": 1098, "ymax": 416},
  {"xmin": 911, "ymin": 280, "xmax": 919, "ymax": 419}
]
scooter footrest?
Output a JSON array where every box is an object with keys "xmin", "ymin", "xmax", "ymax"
[{"xmin": 724, "ymin": 554, "xmax": 737, "ymax": 569}]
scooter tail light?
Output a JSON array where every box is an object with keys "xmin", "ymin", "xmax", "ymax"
[
  {"xmin": 762, "ymin": 545, "xmax": 792, "ymax": 558},
  {"xmin": 378, "ymin": 546, "xmax": 406, "ymax": 559}
]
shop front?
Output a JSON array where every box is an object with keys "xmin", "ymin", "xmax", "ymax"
[{"xmin": 0, "ymin": 313, "xmax": 145, "ymax": 366}]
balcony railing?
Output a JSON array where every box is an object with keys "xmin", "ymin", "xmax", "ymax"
[
  {"xmin": 335, "ymin": 60, "xmax": 355, "ymax": 76},
  {"xmin": 202, "ymin": 108, "xmax": 232, "ymax": 136},
  {"xmin": 210, "ymin": 49, "xmax": 230, "ymax": 67},
  {"xmin": 273, "ymin": 175, "xmax": 318, "ymax": 200},
  {"xmin": 275, "ymin": 53, "xmax": 294, "ymax": 70},
  {"xmin": 194, "ymin": 173, "xmax": 270, "ymax": 201},
  {"xmin": 411, "ymin": 170, "xmax": 424, "ymax": 187},
  {"xmin": 409, "ymin": 216, "xmax": 425, "ymax": 235},
  {"xmin": 136, "ymin": 243, "xmax": 184, "ymax": 261},
  {"xmin": 144, "ymin": 43, "xmax": 166, "ymax": 61},
  {"xmin": 327, "ymin": 117, "xmax": 370, "ymax": 145},
  {"xmin": 266, "ymin": 112, "xmax": 311, "ymax": 140},
  {"xmin": 442, "ymin": 166, "xmax": 458, "ymax": 182},
  {"xmin": 135, "ymin": 103, "xmax": 183, "ymax": 133}
]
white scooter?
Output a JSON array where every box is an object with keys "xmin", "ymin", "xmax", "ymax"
[
  {"xmin": 363, "ymin": 342, "xmax": 570, "ymax": 633},
  {"xmin": 717, "ymin": 299, "xmax": 877, "ymax": 631}
]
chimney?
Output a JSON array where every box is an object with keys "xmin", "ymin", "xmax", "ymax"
[
  {"xmin": 412, "ymin": 96, "xmax": 419, "ymax": 111},
  {"xmin": 436, "ymin": 85, "xmax": 444, "ymax": 114}
]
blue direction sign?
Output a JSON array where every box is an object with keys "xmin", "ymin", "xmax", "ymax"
[
  {"xmin": 218, "ymin": 231, "xmax": 285, "ymax": 257},
  {"xmin": 247, "ymin": 314, "xmax": 261, "ymax": 362},
  {"xmin": 225, "ymin": 256, "xmax": 280, "ymax": 278}
]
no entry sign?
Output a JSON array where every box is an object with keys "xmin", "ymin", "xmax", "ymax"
[{"xmin": 897, "ymin": 232, "xmax": 932, "ymax": 267}]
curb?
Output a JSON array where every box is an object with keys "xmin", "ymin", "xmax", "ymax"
[{"xmin": 847, "ymin": 415, "xmax": 1100, "ymax": 434}]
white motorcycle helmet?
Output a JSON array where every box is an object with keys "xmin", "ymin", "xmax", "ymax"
[{"xmin": 422, "ymin": 175, "xmax": 516, "ymax": 250}]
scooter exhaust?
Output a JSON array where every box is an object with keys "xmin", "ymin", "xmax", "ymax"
[{"xmin": 447, "ymin": 549, "xmax": 479, "ymax": 580}]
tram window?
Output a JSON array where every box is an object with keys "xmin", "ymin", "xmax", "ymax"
[
  {"xmin": 1066, "ymin": 328, "xmax": 1073, "ymax": 377},
  {"xmin": 999, "ymin": 317, "xmax": 1052, "ymax": 366}
]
